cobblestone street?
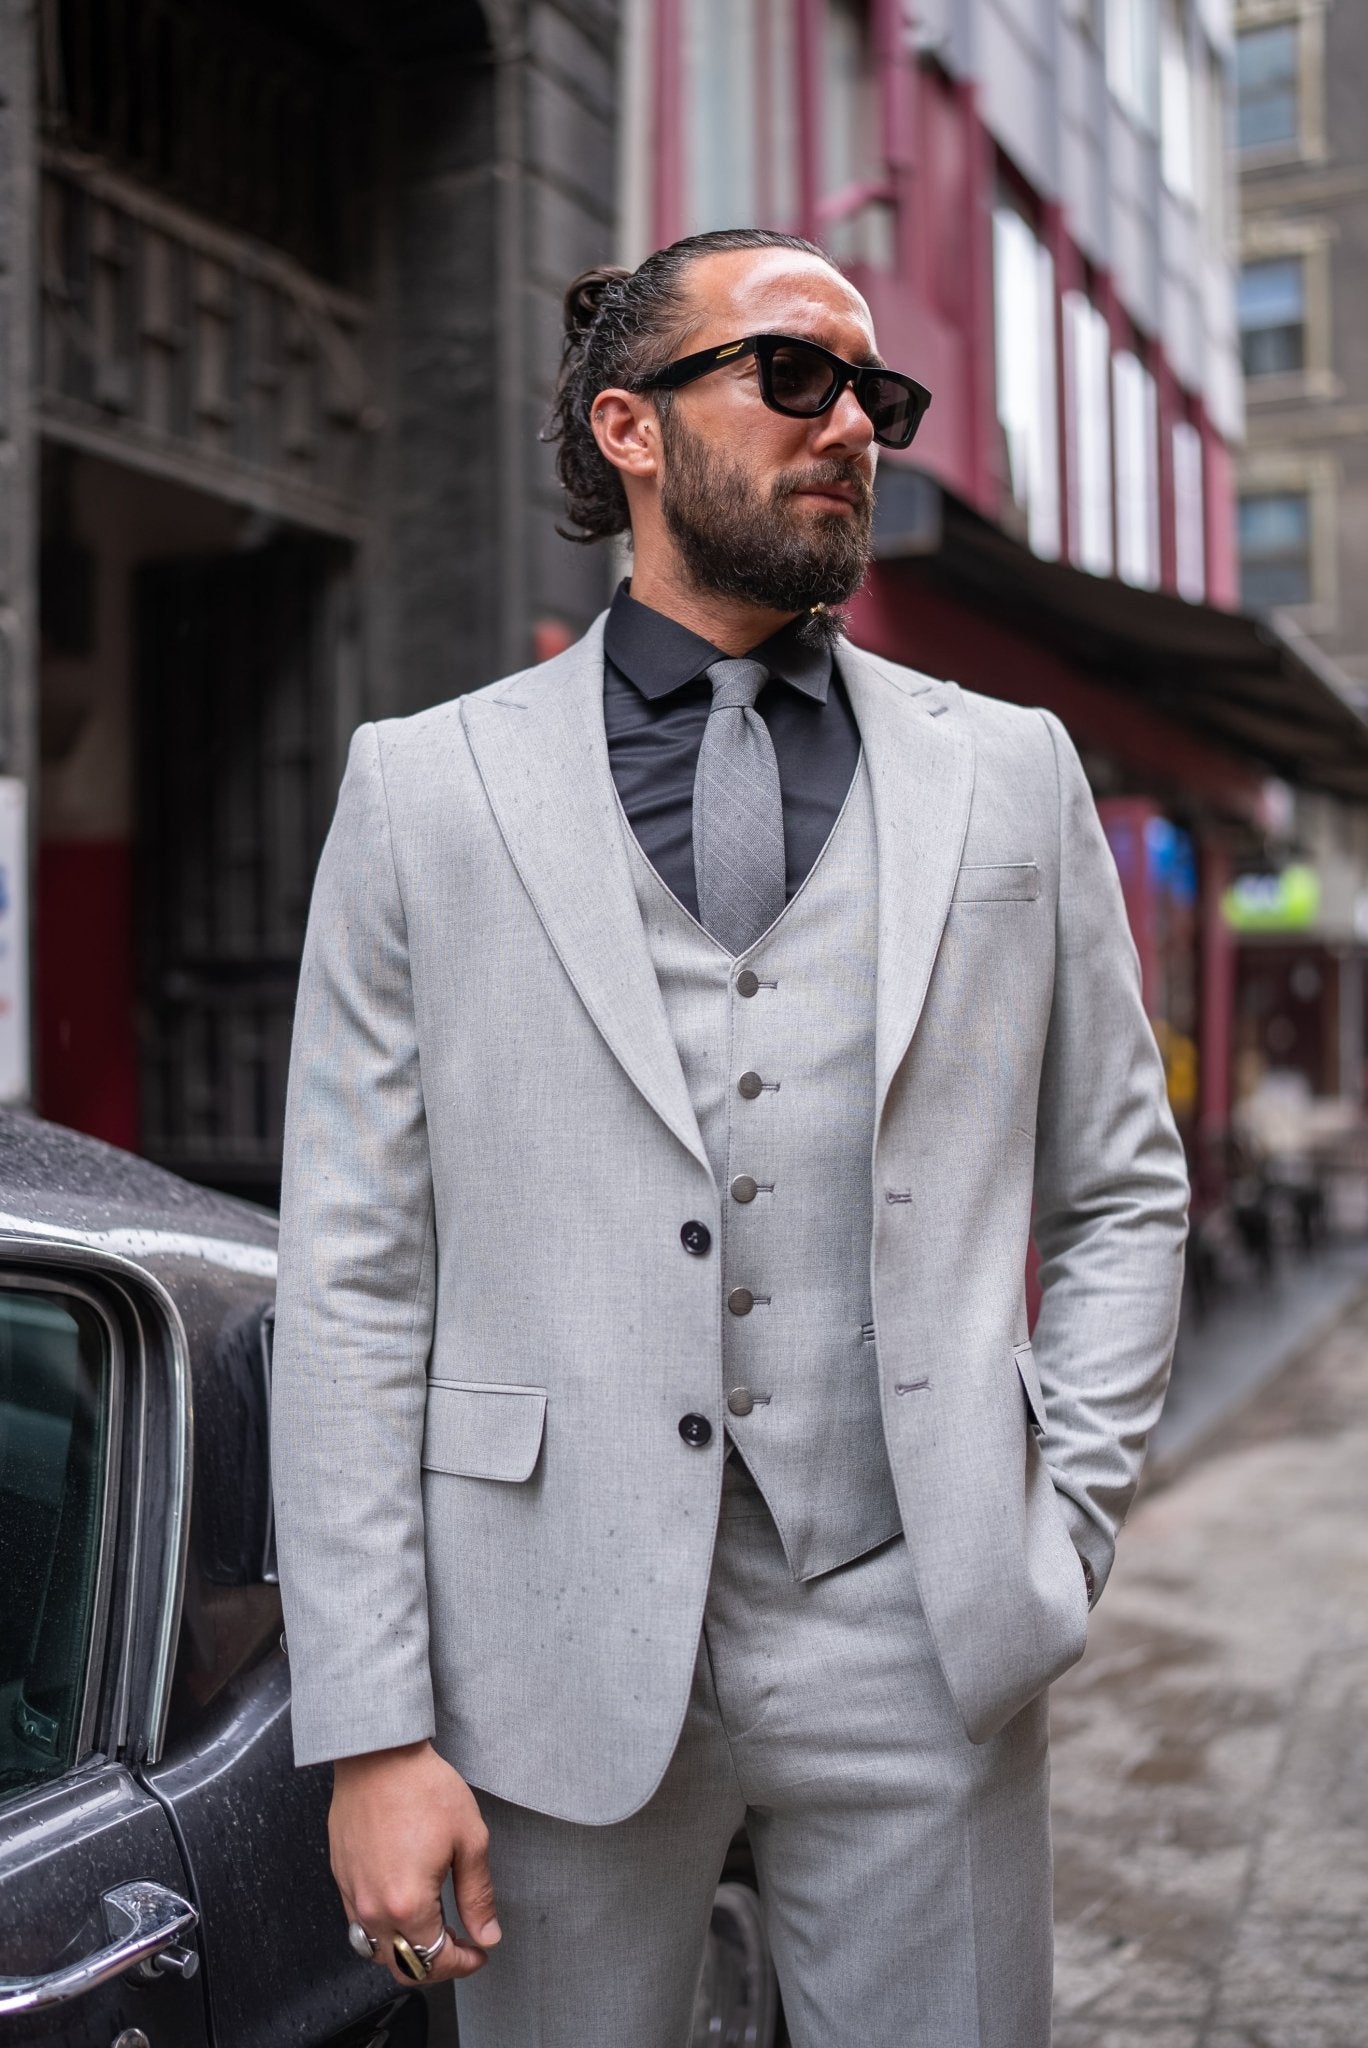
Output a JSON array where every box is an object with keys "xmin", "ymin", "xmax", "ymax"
[{"xmin": 1051, "ymin": 1289, "xmax": 1368, "ymax": 2047}]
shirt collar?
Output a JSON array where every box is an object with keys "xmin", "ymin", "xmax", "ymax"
[{"xmin": 603, "ymin": 581, "xmax": 832, "ymax": 704}]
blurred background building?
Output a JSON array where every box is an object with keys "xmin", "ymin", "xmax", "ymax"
[
  {"xmin": 3, "ymin": 0, "xmax": 1368, "ymax": 1264},
  {"xmin": 1230, "ymin": 0, "xmax": 1368, "ymax": 1144},
  {"xmin": 0, "ymin": 0, "xmax": 616, "ymax": 1201}
]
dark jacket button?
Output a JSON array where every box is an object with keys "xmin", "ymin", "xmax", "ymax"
[
  {"xmin": 728, "ymin": 1287, "xmax": 754, "ymax": 1316},
  {"xmin": 737, "ymin": 1071, "xmax": 763, "ymax": 1099},
  {"xmin": 680, "ymin": 1220, "xmax": 712, "ymax": 1255},
  {"xmin": 678, "ymin": 1412, "xmax": 713, "ymax": 1447},
  {"xmin": 735, "ymin": 968, "xmax": 760, "ymax": 997},
  {"xmin": 730, "ymin": 1175, "xmax": 758, "ymax": 1204}
]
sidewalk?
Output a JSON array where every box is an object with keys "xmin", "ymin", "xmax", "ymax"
[{"xmin": 1051, "ymin": 1291, "xmax": 1368, "ymax": 2047}]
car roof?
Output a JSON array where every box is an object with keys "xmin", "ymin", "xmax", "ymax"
[{"xmin": 0, "ymin": 1110, "xmax": 277, "ymax": 1273}]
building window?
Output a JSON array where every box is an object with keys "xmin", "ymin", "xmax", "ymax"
[
  {"xmin": 820, "ymin": 0, "xmax": 891, "ymax": 265},
  {"xmin": 1107, "ymin": 0, "xmax": 1160, "ymax": 131},
  {"xmin": 683, "ymin": 0, "xmax": 801, "ymax": 233},
  {"xmin": 1172, "ymin": 419, "xmax": 1205, "ymax": 603},
  {"xmin": 993, "ymin": 205, "xmax": 1060, "ymax": 561},
  {"xmin": 1238, "ymin": 257, "xmax": 1305, "ymax": 377},
  {"xmin": 1113, "ymin": 349, "xmax": 1160, "ymax": 589},
  {"xmin": 1063, "ymin": 290, "xmax": 1114, "ymax": 577},
  {"xmin": 1235, "ymin": 22, "xmax": 1299, "ymax": 152},
  {"xmin": 1160, "ymin": 0, "xmax": 1195, "ymax": 198},
  {"xmin": 1239, "ymin": 492, "xmax": 1311, "ymax": 606}
]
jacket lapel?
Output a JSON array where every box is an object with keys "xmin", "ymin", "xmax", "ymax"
[
  {"xmin": 461, "ymin": 615, "xmax": 711, "ymax": 1175},
  {"xmin": 837, "ymin": 643, "xmax": 976, "ymax": 1127}
]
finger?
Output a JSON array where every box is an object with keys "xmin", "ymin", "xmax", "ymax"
[
  {"xmin": 452, "ymin": 1826, "xmax": 501, "ymax": 1948},
  {"xmin": 423, "ymin": 1923, "xmax": 492, "ymax": 1985},
  {"xmin": 380, "ymin": 1918, "xmax": 487, "ymax": 1989}
]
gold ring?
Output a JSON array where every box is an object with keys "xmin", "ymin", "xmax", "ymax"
[{"xmin": 392, "ymin": 1928, "xmax": 446, "ymax": 1981}]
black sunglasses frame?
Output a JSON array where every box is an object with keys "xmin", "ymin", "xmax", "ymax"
[{"xmin": 641, "ymin": 333, "xmax": 932, "ymax": 449}]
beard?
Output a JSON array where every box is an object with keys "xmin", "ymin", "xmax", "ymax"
[{"xmin": 658, "ymin": 409, "xmax": 874, "ymax": 627}]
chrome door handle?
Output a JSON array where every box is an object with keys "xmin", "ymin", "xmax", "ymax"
[{"xmin": 0, "ymin": 1880, "xmax": 198, "ymax": 2014}]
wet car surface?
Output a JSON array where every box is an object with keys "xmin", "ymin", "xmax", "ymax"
[{"xmin": 0, "ymin": 1111, "xmax": 778, "ymax": 2046}]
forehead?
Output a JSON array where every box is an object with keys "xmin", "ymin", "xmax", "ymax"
[{"xmin": 680, "ymin": 248, "xmax": 877, "ymax": 358}]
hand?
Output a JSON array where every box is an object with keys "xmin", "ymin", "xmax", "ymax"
[{"xmin": 330, "ymin": 1739, "xmax": 501, "ymax": 1988}]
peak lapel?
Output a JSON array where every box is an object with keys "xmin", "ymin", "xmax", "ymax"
[
  {"xmin": 838, "ymin": 645, "xmax": 976, "ymax": 1125},
  {"xmin": 461, "ymin": 618, "xmax": 710, "ymax": 1175}
]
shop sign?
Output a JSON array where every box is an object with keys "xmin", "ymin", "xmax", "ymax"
[
  {"xmin": 0, "ymin": 780, "xmax": 28, "ymax": 1101},
  {"xmin": 1221, "ymin": 863, "xmax": 1320, "ymax": 933}
]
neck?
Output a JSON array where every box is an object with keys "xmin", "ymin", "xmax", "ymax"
[{"xmin": 625, "ymin": 557, "xmax": 798, "ymax": 656}]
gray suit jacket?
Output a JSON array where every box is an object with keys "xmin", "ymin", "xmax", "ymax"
[{"xmin": 271, "ymin": 617, "xmax": 1189, "ymax": 1823}]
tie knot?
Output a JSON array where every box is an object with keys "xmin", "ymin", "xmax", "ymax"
[{"xmin": 705, "ymin": 657, "xmax": 771, "ymax": 713}]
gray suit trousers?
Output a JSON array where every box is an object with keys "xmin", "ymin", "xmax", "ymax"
[{"xmin": 449, "ymin": 1458, "xmax": 1052, "ymax": 2048}]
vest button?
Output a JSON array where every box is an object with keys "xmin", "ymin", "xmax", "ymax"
[
  {"xmin": 735, "ymin": 968, "xmax": 760, "ymax": 997},
  {"xmin": 727, "ymin": 1386, "xmax": 755, "ymax": 1417},
  {"xmin": 678, "ymin": 1412, "xmax": 713, "ymax": 1448},
  {"xmin": 730, "ymin": 1175, "xmax": 758, "ymax": 1204},
  {"xmin": 680, "ymin": 1220, "xmax": 712, "ymax": 1255},
  {"xmin": 737, "ymin": 1071, "xmax": 763, "ymax": 1099},
  {"xmin": 727, "ymin": 1287, "xmax": 754, "ymax": 1316}
]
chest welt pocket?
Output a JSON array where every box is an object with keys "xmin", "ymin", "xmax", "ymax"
[
  {"xmin": 953, "ymin": 861, "xmax": 1040, "ymax": 903},
  {"xmin": 422, "ymin": 1380, "xmax": 547, "ymax": 1482}
]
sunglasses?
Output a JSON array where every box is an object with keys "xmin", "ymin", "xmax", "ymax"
[{"xmin": 642, "ymin": 333, "xmax": 932, "ymax": 450}]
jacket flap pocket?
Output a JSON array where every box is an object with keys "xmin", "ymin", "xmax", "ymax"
[
  {"xmin": 422, "ymin": 1380, "xmax": 547, "ymax": 1482},
  {"xmin": 954, "ymin": 861, "xmax": 1040, "ymax": 902},
  {"xmin": 1013, "ymin": 1342, "xmax": 1047, "ymax": 1435}
]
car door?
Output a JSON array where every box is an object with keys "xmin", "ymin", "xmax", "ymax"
[{"xmin": 0, "ymin": 1246, "xmax": 210, "ymax": 2046}]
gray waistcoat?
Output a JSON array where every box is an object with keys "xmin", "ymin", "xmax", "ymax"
[{"xmin": 618, "ymin": 752, "xmax": 902, "ymax": 1580}]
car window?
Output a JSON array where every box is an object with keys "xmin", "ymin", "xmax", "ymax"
[{"xmin": 0, "ymin": 1286, "xmax": 111, "ymax": 1798}]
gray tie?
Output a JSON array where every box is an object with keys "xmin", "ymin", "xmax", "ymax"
[{"xmin": 693, "ymin": 658, "xmax": 787, "ymax": 955}]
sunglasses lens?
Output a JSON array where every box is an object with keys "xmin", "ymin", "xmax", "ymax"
[
  {"xmin": 864, "ymin": 375, "xmax": 919, "ymax": 448},
  {"xmin": 766, "ymin": 342, "xmax": 840, "ymax": 415}
]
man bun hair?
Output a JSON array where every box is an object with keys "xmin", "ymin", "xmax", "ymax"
[{"xmin": 545, "ymin": 228, "xmax": 830, "ymax": 544}]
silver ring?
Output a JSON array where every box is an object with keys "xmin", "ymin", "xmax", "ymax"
[
  {"xmin": 393, "ymin": 1926, "xmax": 448, "ymax": 1981},
  {"xmin": 348, "ymin": 1919, "xmax": 379, "ymax": 1961},
  {"xmin": 410, "ymin": 1928, "xmax": 448, "ymax": 1968}
]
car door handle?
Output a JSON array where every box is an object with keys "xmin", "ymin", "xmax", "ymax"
[{"xmin": 0, "ymin": 1879, "xmax": 198, "ymax": 2014}]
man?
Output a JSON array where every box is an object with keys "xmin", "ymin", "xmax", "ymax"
[{"xmin": 271, "ymin": 226, "xmax": 1188, "ymax": 2046}]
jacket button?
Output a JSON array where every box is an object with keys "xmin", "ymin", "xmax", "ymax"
[
  {"xmin": 730, "ymin": 1175, "xmax": 758, "ymax": 1204},
  {"xmin": 735, "ymin": 968, "xmax": 760, "ymax": 997},
  {"xmin": 680, "ymin": 1220, "xmax": 711, "ymax": 1255},
  {"xmin": 737, "ymin": 1071, "xmax": 763, "ymax": 1099},
  {"xmin": 727, "ymin": 1387, "xmax": 755, "ymax": 1417},
  {"xmin": 678, "ymin": 1412, "xmax": 712, "ymax": 1447},
  {"xmin": 727, "ymin": 1287, "xmax": 754, "ymax": 1316}
]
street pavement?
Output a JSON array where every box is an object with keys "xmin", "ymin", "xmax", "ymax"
[{"xmin": 1051, "ymin": 1286, "xmax": 1368, "ymax": 2047}]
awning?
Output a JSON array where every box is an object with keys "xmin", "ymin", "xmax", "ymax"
[{"xmin": 873, "ymin": 473, "xmax": 1368, "ymax": 801}]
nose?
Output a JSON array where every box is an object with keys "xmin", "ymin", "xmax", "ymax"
[{"xmin": 812, "ymin": 378, "xmax": 876, "ymax": 459}]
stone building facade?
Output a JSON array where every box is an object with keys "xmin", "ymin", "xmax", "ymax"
[{"xmin": 0, "ymin": 0, "xmax": 617, "ymax": 1198}]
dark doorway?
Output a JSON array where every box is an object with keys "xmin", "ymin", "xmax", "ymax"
[{"xmin": 135, "ymin": 538, "xmax": 353, "ymax": 1204}]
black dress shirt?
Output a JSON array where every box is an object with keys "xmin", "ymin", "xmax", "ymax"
[{"xmin": 602, "ymin": 583, "xmax": 862, "ymax": 923}]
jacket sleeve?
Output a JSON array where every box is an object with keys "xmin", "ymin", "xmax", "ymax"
[
  {"xmin": 1029, "ymin": 709, "xmax": 1190, "ymax": 1601},
  {"xmin": 270, "ymin": 722, "xmax": 438, "ymax": 1766}
]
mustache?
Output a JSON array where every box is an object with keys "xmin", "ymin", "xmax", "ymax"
[{"xmin": 772, "ymin": 461, "xmax": 874, "ymax": 515}]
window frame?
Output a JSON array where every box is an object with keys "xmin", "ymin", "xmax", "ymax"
[
  {"xmin": 1234, "ymin": 17, "xmax": 1300, "ymax": 154},
  {"xmin": 0, "ymin": 1272, "xmax": 124, "ymax": 1791},
  {"xmin": 1238, "ymin": 486, "xmax": 1312, "ymax": 608},
  {"xmin": 1238, "ymin": 254, "xmax": 1306, "ymax": 379},
  {"xmin": 0, "ymin": 1237, "xmax": 193, "ymax": 1802}
]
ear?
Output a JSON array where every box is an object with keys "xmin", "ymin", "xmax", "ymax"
[{"xmin": 591, "ymin": 389, "xmax": 661, "ymax": 482}]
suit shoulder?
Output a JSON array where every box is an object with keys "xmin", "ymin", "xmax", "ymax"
[{"xmin": 844, "ymin": 643, "xmax": 1055, "ymax": 756}]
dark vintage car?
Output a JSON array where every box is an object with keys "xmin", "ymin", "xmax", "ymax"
[{"xmin": 0, "ymin": 1114, "xmax": 777, "ymax": 2046}]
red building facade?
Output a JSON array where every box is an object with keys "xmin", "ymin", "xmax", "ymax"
[{"xmin": 625, "ymin": 0, "xmax": 1303, "ymax": 1171}]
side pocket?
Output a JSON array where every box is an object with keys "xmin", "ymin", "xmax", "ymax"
[
  {"xmin": 421, "ymin": 1380, "xmax": 547, "ymax": 1482},
  {"xmin": 1013, "ymin": 1341, "xmax": 1047, "ymax": 1439}
]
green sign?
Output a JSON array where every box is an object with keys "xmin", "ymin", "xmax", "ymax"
[{"xmin": 1221, "ymin": 864, "xmax": 1320, "ymax": 933}]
